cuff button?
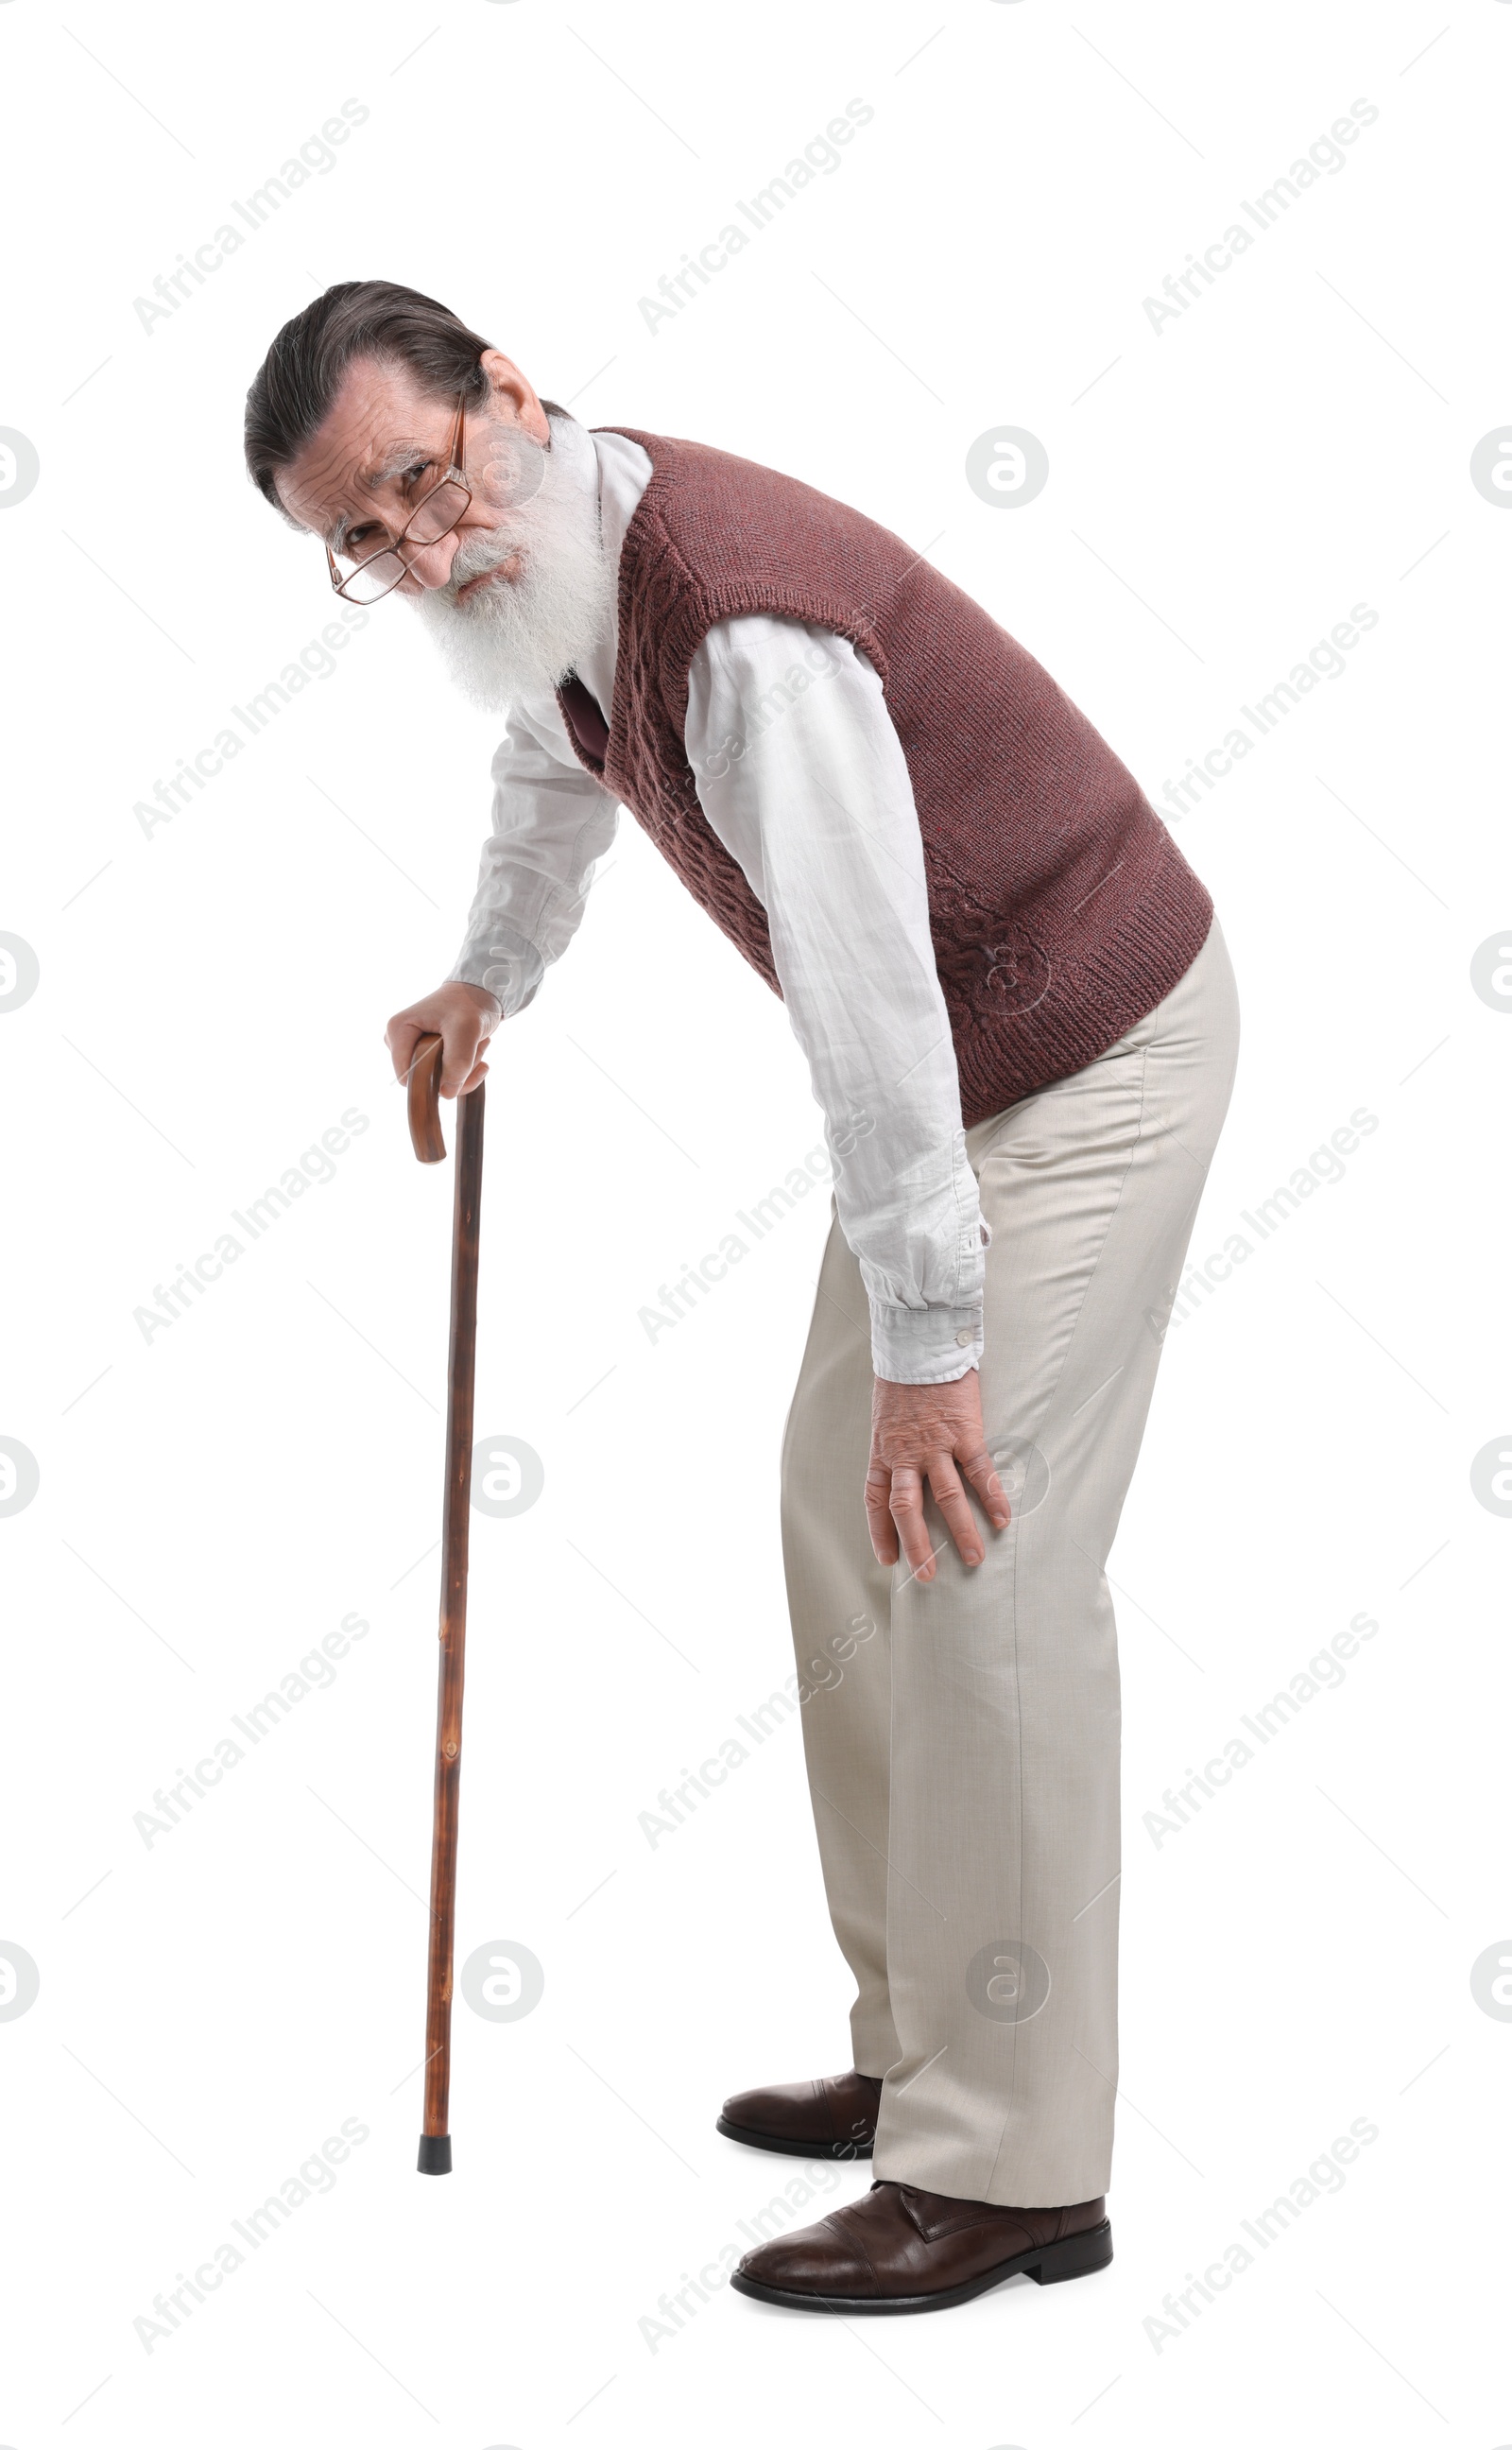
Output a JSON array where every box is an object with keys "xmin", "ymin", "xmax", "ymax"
[{"xmin": 955, "ymin": 1327, "xmax": 974, "ymax": 1347}]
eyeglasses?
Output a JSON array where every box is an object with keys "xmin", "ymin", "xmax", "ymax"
[{"xmin": 325, "ymin": 391, "xmax": 472, "ymax": 605}]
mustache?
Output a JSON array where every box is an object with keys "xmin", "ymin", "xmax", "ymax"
[
  {"xmin": 411, "ymin": 411, "xmax": 614, "ymax": 711},
  {"xmin": 433, "ymin": 424, "xmax": 551, "ymax": 605},
  {"xmin": 438, "ymin": 523, "xmax": 527, "ymax": 607}
]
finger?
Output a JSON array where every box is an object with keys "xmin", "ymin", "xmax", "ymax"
[
  {"xmin": 865, "ymin": 1466, "xmax": 900, "ymax": 1567},
  {"xmin": 458, "ymin": 1057, "xmax": 490, "ymax": 1095},
  {"xmin": 886, "ymin": 1466, "xmax": 936, "ymax": 1583},
  {"xmin": 926, "ymin": 1456, "xmax": 986, "ymax": 1568},
  {"xmin": 958, "ymin": 1440, "xmax": 1011, "ymax": 1531},
  {"xmin": 386, "ymin": 1016, "xmax": 422, "ymax": 1085},
  {"xmin": 438, "ymin": 1016, "xmax": 486, "ymax": 1099}
]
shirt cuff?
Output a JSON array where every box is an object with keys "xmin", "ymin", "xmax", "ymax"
[
  {"xmin": 869, "ymin": 1300, "xmax": 984, "ymax": 1386},
  {"xmin": 447, "ymin": 924, "xmax": 544, "ymax": 1020}
]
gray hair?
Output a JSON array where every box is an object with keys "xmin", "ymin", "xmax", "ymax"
[{"xmin": 244, "ymin": 279, "xmax": 561, "ymax": 516}]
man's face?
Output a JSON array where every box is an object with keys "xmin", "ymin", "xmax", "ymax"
[
  {"xmin": 275, "ymin": 345, "xmax": 612, "ymax": 712},
  {"xmin": 276, "ymin": 350, "xmax": 547, "ymax": 602}
]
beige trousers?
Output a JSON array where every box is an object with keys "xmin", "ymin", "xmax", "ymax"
[{"xmin": 780, "ymin": 919, "xmax": 1240, "ymax": 2206}]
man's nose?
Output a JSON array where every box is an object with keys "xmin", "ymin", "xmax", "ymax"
[{"xmin": 401, "ymin": 530, "xmax": 461, "ymax": 592}]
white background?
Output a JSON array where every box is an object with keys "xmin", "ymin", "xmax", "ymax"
[{"xmin": 1, "ymin": 0, "xmax": 1507, "ymax": 2441}]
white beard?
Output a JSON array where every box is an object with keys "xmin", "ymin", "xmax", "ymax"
[{"xmin": 413, "ymin": 415, "xmax": 614, "ymax": 712}]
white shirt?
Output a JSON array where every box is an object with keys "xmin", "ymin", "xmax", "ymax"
[{"xmin": 448, "ymin": 416, "xmax": 988, "ymax": 1384}]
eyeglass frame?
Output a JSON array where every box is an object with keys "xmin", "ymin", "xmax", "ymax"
[{"xmin": 324, "ymin": 388, "xmax": 472, "ymax": 604}]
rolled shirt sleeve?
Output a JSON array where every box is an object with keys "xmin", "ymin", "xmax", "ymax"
[{"xmin": 685, "ymin": 616, "xmax": 988, "ymax": 1385}]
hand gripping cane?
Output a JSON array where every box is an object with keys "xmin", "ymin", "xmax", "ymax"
[{"xmin": 406, "ymin": 1032, "xmax": 485, "ymax": 2175}]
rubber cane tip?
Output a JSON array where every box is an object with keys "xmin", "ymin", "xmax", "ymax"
[{"xmin": 417, "ymin": 2132, "xmax": 453, "ymax": 2176}]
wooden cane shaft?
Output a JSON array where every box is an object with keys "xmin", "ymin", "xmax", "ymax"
[{"xmin": 421, "ymin": 1076, "xmax": 485, "ymax": 2142}]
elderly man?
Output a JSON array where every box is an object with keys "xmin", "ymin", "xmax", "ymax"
[{"xmin": 246, "ymin": 280, "xmax": 1237, "ymax": 2315}]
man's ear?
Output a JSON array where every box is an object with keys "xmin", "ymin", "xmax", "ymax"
[{"xmin": 478, "ymin": 348, "xmax": 550, "ymax": 445}]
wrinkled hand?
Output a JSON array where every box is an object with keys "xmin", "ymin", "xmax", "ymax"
[
  {"xmin": 866, "ymin": 1369, "xmax": 1010, "ymax": 1582},
  {"xmin": 386, "ymin": 981, "xmax": 503, "ymax": 1100}
]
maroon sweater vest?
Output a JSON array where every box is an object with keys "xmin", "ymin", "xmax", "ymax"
[{"xmin": 556, "ymin": 429, "xmax": 1212, "ymax": 1128}]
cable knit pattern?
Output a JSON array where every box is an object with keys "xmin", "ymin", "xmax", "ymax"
[{"xmin": 558, "ymin": 427, "xmax": 1212, "ymax": 1126}]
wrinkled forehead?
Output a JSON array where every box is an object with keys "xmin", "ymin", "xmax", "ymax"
[{"xmin": 276, "ymin": 355, "xmax": 455, "ymax": 544}]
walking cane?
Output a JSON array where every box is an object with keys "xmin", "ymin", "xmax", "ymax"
[{"xmin": 405, "ymin": 1030, "xmax": 485, "ymax": 2176}]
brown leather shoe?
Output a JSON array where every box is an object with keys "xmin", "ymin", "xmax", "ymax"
[
  {"xmin": 730, "ymin": 2179, "xmax": 1112, "ymax": 2312},
  {"xmin": 716, "ymin": 2068, "xmax": 883, "ymax": 2160}
]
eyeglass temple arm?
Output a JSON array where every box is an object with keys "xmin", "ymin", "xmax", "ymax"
[{"xmin": 444, "ymin": 387, "xmax": 468, "ymax": 481}]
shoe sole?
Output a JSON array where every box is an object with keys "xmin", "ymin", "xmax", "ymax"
[
  {"xmin": 729, "ymin": 2218, "xmax": 1113, "ymax": 2312},
  {"xmin": 715, "ymin": 2115, "xmax": 874, "ymax": 2162}
]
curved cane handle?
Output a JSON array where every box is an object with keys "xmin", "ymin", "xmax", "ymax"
[{"xmin": 407, "ymin": 1033, "xmax": 447, "ymax": 1165}]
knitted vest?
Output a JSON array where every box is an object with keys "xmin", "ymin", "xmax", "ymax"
[{"xmin": 557, "ymin": 429, "xmax": 1212, "ymax": 1127}]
